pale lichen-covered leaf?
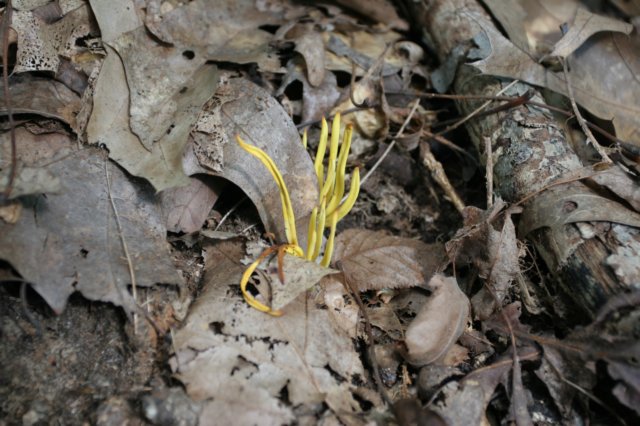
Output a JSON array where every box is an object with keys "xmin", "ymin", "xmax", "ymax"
[
  {"xmin": 0, "ymin": 166, "xmax": 61, "ymax": 199},
  {"xmin": 87, "ymin": 46, "xmax": 218, "ymax": 191},
  {"xmin": 11, "ymin": 4, "xmax": 93, "ymax": 73},
  {"xmin": 183, "ymin": 77, "xmax": 318, "ymax": 247},
  {"xmin": 159, "ymin": 176, "xmax": 224, "ymax": 234},
  {"xmin": 332, "ymin": 229, "xmax": 444, "ymax": 291},
  {"xmin": 0, "ymin": 130, "xmax": 183, "ymax": 314},
  {"xmin": 0, "ymin": 74, "xmax": 81, "ymax": 126},
  {"xmin": 404, "ymin": 275, "xmax": 469, "ymax": 366},
  {"xmin": 170, "ymin": 240, "xmax": 369, "ymax": 425}
]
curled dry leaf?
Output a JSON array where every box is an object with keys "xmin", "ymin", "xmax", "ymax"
[
  {"xmin": 184, "ymin": 77, "xmax": 319, "ymax": 247},
  {"xmin": 404, "ymin": 274, "xmax": 469, "ymax": 366},
  {"xmin": 159, "ymin": 176, "xmax": 224, "ymax": 234},
  {"xmin": 332, "ymin": 229, "xmax": 444, "ymax": 291}
]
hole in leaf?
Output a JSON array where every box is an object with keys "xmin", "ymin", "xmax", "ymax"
[{"xmin": 182, "ymin": 50, "xmax": 195, "ymax": 60}]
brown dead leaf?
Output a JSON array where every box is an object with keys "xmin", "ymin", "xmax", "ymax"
[
  {"xmin": 159, "ymin": 176, "xmax": 224, "ymax": 234},
  {"xmin": 333, "ymin": 0, "xmax": 408, "ymax": 30},
  {"xmin": 519, "ymin": 184, "xmax": 640, "ymax": 262},
  {"xmin": 257, "ymin": 253, "xmax": 338, "ymax": 311},
  {"xmin": 87, "ymin": 46, "xmax": 219, "ymax": 191},
  {"xmin": 404, "ymin": 275, "xmax": 469, "ymax": 366},
  {"xmin": 548, "ymin": 8, "xmax": 633, "ymax": 59},
  {"xmin": 294, "ymin": 31, "xmax": 326, "ymax": 87},
  {"xmin": 332, "ymin": 229, "xmax": 444, "ymax": 291},
  {"xmin": 589, "ymin": 165, "xmax": 640, "ymax": 213},
  {"xmin": 171, "ymin": 239, "xmax": 370, "ymax": 424},
  {"xmin": 434, "ymin": 346, "xmax": 539, "ymax": 425},
  {"xmin": 278, "ymin": 58, "xmax": 341, "ymax": 123},
  {"xmin": 446, "ymin": 202, "xmax": 521, "ymax": 320},
  {"xmin": 0, "ymin": 74, "xmax": 81, "ymax": 126},
  {"xmin": 0, "ymin": 130, "xmax": 183, "ymax": 313}
]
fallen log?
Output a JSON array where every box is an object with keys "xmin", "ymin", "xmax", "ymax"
[{"xmin": 402, "ymin": 0, "xmax": 640, "ymax": 320}]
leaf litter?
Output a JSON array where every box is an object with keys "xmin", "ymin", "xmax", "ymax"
[{"xmin": 1, "ymin": 0, "xmax": 639, "ymax": 424}]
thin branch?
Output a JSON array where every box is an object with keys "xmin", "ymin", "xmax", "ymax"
[
  {"xmin": 561, "ymin": 57, "xmax": 612, "ymax": 163},
  {"xmin": 105, "ymin": 159, "xmax": 139, "ymax": 333}
]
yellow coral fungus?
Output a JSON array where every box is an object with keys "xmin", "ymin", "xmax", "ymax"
[{"xmin": 236, "ymin": 113, "xmax": 359, "ymax": 315}]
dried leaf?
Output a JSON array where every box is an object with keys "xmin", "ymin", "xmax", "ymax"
[
  {"xmin": 184, "ymin": 77, "xmax": 319, "ymax": 247},
  {"xmin": 446, "ymin": 202, "xmax": 521, "ymax": 319},
  {"xmin": 468, "ymin": 7, "xmax": 640, "ymax": 145},
  {"xmin": 142, "ymin": 0, "xmax": 284, "ymax": 72},
  {"xmin": 0, "ymin": 74, "xmax": 81, "ymax": 126},
  {"xmin": 11, "ymin": 4, "xmax": 93, "ymax": 73},
  {"xmin": 434, "ymin": 346, "xmax": 539, "ymax": 425},
  {"xmin": 87, "ymin": 47, "xmax": 219, "ymax": 191},
  {"xmin": 171, "ymin": 240, "xmax": 369, "ymax": 424},
  {"xmin": 159, "ymin": 176, "xmax": 224, "ymax": 234},
  {"xmin": 260, "ymin": 253, "xmax": 338, "ymax": 311},
  {"xmin": 294, "ymin": 31, "xmax": 326, "ymax": 87},
  {"xmin": 590, "ymin": 164, "xmax": 640, "ymax": 212},
  {"xmin": 549, "ymin": 8, "xmax": 633, "ymax": 58},
  {"xmin": 0, "ymin": 131, "xmax": 182, "ymax": 313},
  {"xmin": 332, "ymin": 229, "xmax": 444, "ymax": 291},
  {"xmin": 404, "ymin": 275, "xmax": 469, "ymax": 366},
  {"xmin": 334, "ymin": 0, "xmax": 408, "ymax": 30},
  {"xmin": 278, "ymin": 58, "xmax": 341, "ymax": 123},
  {"xmin": 518, "ymin": 184, "xmax": 640, "ymax": 237},
  {"xmin": 87, "ymin": 0, "xmax": 141, "ymax": 43}
]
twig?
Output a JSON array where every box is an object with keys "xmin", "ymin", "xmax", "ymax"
[
  {"xmin": 419, "ymin": 141, "xmax": 466, "ymax": 213},
  {"xmin": 1, "ymin": 1, "xmax": 17, "ymax": 200},
  {"xmin": 485, "ymin": 136, "xmax": 493, "ymax": 209},
  {"xmin": 435, "ymin": 79, "xmax": 520, "ymax": 137},
  {"xmin": 213, "ymin": 197, "xmax": 246, "ymax": 231},
  {"xmin": 342, "ymin": 272, "xmax": 393, "ymax": 407},
  {"xmin": 359, "ymin": 98, "xmax": 420, "ymax": 188},
  {"xmin": 561, "ymin": 58, "xmax": 612, "ymax": 163},
  {"xmin": 104, "ymin": 159, "xmax": 139, "ymax": 333}
]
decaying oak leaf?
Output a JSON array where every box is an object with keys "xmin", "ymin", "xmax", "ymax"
[
  {"xmin": 171, "ymin": 240, "xmax": 370, "ymax": 425},
  {"xmin": 332, "ymin": 229, "xmax": 444, "ymax": 291},
  {"xmin": 11, "ymin": 3, "xmax": 95, "ymax": 74},
  {"xmin": 404, "ymin": 275, "xmax": 469, "ymax": 366},
  {"xmin": 0, "ymin": 130, "xmax": 183, "ymax": 313},
  {"xmin": 0, "ymin": 75, "xmax": 81, "ymax": 127}
]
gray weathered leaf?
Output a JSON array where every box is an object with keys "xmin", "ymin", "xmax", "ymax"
[
  {"xmin": 171, "ymin": 240, "xmax": 368, "ymax": 425},
  {"xmin": 404, "ymin": 275, "xmax": 469, "ymax": 366},
  {"xmin": 0, "ymin": 130, "xmax": 183, "ymax": 313}
]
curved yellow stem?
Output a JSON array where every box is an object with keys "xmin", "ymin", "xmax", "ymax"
[{"xmin": 236, "ymin": 135, "xmax": 298, "ymax": 247}]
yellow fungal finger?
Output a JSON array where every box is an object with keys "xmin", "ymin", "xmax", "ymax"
[
  {"xmin": 314, "ymin": 117, "xmax": 328, "ymax": 187},
  {"xmin": 236, "ymin": 135, "xmax": 298, "ymax": 247},
  {"xmin": 302, "ymin": 128, "xmax": 308, "ymax": 149},
  {"xmin": 334, "ymin": 167, "xmax": 360, "ymax": 222},
  {"xmin": 326, "ymin": 124, "xmax": 353, "ymax": 214},
  {"xmin": 321, "ymin": 211, "xmax": 338, "ymax": 267},
  {"xmin": 306, "ymin": 206, "xmax": 318, "ymax": 261},
  {"xmin": 311, "ymin": 199, "xmax": 326, "ymax": 261},
  {"xmin": 240, "ymin": 257, "xmax": 283, "ymax": 317}
]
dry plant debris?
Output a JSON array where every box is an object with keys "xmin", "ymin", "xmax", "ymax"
[{"xmin": 0, "ymin": 0, "xmax": 639, "ymax": 424}]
